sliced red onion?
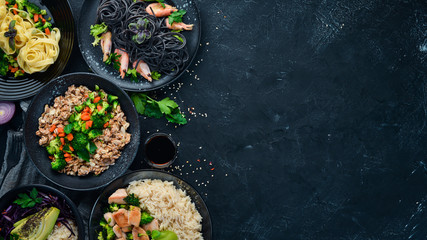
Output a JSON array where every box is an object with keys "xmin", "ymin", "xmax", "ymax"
[{"xmin": 0, "ymin": 101, "xmax": 15, "ymax": 125}]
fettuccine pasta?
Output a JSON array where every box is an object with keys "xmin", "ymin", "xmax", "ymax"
[
  {"xmin": 0, "ymin": 4, "xmax": 60, "ymax": 74},
  {"xmin": 17, "ymin": 27, "xmax": 60, "ymax": 73}
]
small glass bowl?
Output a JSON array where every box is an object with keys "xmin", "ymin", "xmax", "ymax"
[{"xmin": 144, "ymin": 133, "xmax": 177, "ymax": 169}]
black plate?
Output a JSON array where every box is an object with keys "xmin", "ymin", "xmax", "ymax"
[
  {"xmin": 24, "ymin": 73, "xmax": 140, "ymax": 191},
  {"xmin": 77, "ymin": 0, "xmax": 200, "ymax": 92},
  {"xmin": 0, "ymin": 0, "xmax": 74, "ymax": 101},
  {"xmin": 0, "ymin": 184, "xmax": 85, "ymax": 239},
  {"xmin": 89, "ymin": 170, "xmax": 212, "ymax": 240}
]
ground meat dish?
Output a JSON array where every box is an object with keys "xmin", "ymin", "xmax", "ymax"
[{"xmin": 36, "ymin": 85, "xmax": 131, "ymax": 176}]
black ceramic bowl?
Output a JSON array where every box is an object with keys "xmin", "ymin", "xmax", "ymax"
[
  {"xmin": 78, "ymin": 0, "xmax": 201, "ymax": 92},
  {"xmin": 0, "ymin": 0, "xmax": 75, "ymax": 101},
  {"xmin": 24, "ymin": 73, "xmax": 140, "ymax": 191},
  {"xmin": 88, "ymin": 170, "xmax": 212, "ymax": 240},
  {"xmin": 0, "ymin": 184, "xmax": 84, "ymax": 239}
]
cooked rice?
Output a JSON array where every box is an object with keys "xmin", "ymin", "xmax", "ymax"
[
  {"xmin": 47, "ymin": 219, "xmax": 78, "ymax": 240},
  {"xmin": 35, "ymin": 85, "xmax": 131, "ymax": 176},
  {"xmin": 127, "ymin": 179, "xmax": 203, "ymax": 240}
]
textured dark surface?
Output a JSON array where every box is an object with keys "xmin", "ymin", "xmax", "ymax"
[{"xmin": 1, "ymin": 0, "xmax": 427, "ymax": 239}]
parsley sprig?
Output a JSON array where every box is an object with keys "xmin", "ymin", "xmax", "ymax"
[
  {"xmin": 131, "ymin": 93, "xmax": 187, "ymax": 125},
  {"xmin": 168, "ymin": 10, "xmax": 186, "ymax": 25},
  {"xmin": 13, "ymin": 188, "xmax": 43, "ymax": 208}
]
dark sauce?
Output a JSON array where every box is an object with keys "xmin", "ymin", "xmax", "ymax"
[{"xmin": 145, "ymin": 135, "xmax": 176, "ymax": 165}]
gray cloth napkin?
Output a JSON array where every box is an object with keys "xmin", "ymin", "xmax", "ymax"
[{"xmin": 0, "ymin": 130, "xmax": 91, "ymax": 239}]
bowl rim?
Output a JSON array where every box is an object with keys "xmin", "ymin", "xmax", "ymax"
[
  {"xmin": 23, "ymin": 72, "xmax": 140, "ymax": 191},
  {"xmin": 88, "ymin": 169, "xmax": 212, "ymax": 239},
  {"xmin": 0, "ymin": 184, "xmax": 85, "ymax": 239}
]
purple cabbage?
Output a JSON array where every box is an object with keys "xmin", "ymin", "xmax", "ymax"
[{"xmin": 0, "ymin": 189, "xmax": 76, "ymax": 239}]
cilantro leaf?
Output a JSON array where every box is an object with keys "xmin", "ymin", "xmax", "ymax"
[
  {"xmin": 151, "ymin": 71, "xmax": 161, "ymax": 80},
  {"xmin": 168, "ymin": 10, "xmax": 186, "ymax": 25},
  {"xmin": 90, "ymin": 22, "xmax": 108, "ymax": 46}
]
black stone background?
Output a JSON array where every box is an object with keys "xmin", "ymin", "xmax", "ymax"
[{"xmin": 1, "ymin": 0, "xmax": 427, "ymax": 239}]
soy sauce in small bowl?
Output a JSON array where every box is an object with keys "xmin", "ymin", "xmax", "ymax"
[{"xmin": 144, "ymin": 133, "xmax": 177, "ymax": 168}]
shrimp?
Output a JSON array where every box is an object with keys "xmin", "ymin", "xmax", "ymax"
[
  {"xmin": 132, "ymin": 60, "xmax": 152, "ymax": 82},
  {"xmin": 100, "ymin": 31, "xmax": 112, "ymax": 62},
  {"xmin": 165, "ymin": 20, "xmax": 193, "ymax": 31},
  {"xmin": 146, "ymin": 3, "xmax": 177, "ymax": 17},
  {"xmin": 114, "ymin": 49, "xmax": 129, "ymax": 79}
]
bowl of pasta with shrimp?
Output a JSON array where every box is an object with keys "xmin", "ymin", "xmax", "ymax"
[{"xmin": 0, "ymin": 0, "xmax": 74, "ymax": 100}]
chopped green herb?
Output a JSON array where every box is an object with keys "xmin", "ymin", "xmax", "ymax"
[
  {"xmin": 126, "ymin": 68, "xmax": 139, "ymax": 82},
  {"xmin": 173, "ymin": 34, "xmax": 183, "ymax": 43},
  {"xmin": 105, "ymin": 52, "xmax": 121, "ymax": 70},
  {"xmin": 151, "ymin": 71, "xmax": 161, "ymax": 80}
]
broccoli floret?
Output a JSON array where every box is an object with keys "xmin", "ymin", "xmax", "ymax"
[
  {"xmin": 42, "ymin": 22, "xmax": 52, "ymax": 29},
  {"xmin": 126, "ymin": 233, "xmax": 133, "ymax": 240},
  {"xmin": 51, "ymin": 157, "xmax": 66, "ymax": 171},
  {"xmin": 112, "ymin": 101, "xmax": 119, "ymax": 109},
  {"xmin": 24, "ymin": 2, "xmax": 41, "ymax": 14},
  {"xmin": 34, "ymin": 21, "xmax": 43, "ymax": 28},
  {"xmin": 97, "ymin": 231, "xmax": 104, "ymax": 240},
  {"xmin": 140, "ymin": 211, "xmax": 154, "ymax": 225},
  {"xmin": 89, "ymin": 92, "xmax": 96, "ymax": 101},
  {"xmin": 124, "ymin": 193, "xmax": 140, "ymax": 207},
  {"xmin": 90, "ymin": 22, "xmax": 108, "ymax": 46},
  {"xmin": 75, "ymin": 104, "xmax": 85, "ymax": 112},
  {"xmin": 72, "ymin": 121, "xmax": 81, "ymax": 132},
  {"xmin": 71, "ymin": 132, "xmax": 89, "ymax": 150},
  {"xmin": 106, "ymin": 225, "xmax": 115, "ymax": 240},
  {"xmin": 14, "ymin": 69, "xmax": 24, "ymax": 78},
  {"xmin": 91, "ymin": 115, "xmax": 105, "ymax": 129},
  {"xmin": 46, "ymin": 137, "xmax": 61, "ymax": 155},
  {"xmin": 109, "ymin": 203, "xmax": 119, "ymax": 212},
  {"xmin": 15, "ymin": 0, "xmax": 26, "ymax": 10},
  {"xmin": 99, "ymin": 219, "xmax": 107, "ymax": 228},
  {"xmin": 96, "ymin": 101, "xmax": 110, "ymax": 115},
  {"xmin": 107, "ymin": 94, "xmax": 118, "ymax": 103},
  {"xmin": 88, "ymin": 129, "xmax": 103, "ymax": 139},
  {"xmin": 95, "ymin": 85, "xmax": 100, "ymax": 91},
  {"xmin": 40, "ymin": 9, "xmax": 46, "ymax": 15},
  {"xmin": 99, "ymin": 91, "xmax": 106, "ymax": 99}
]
